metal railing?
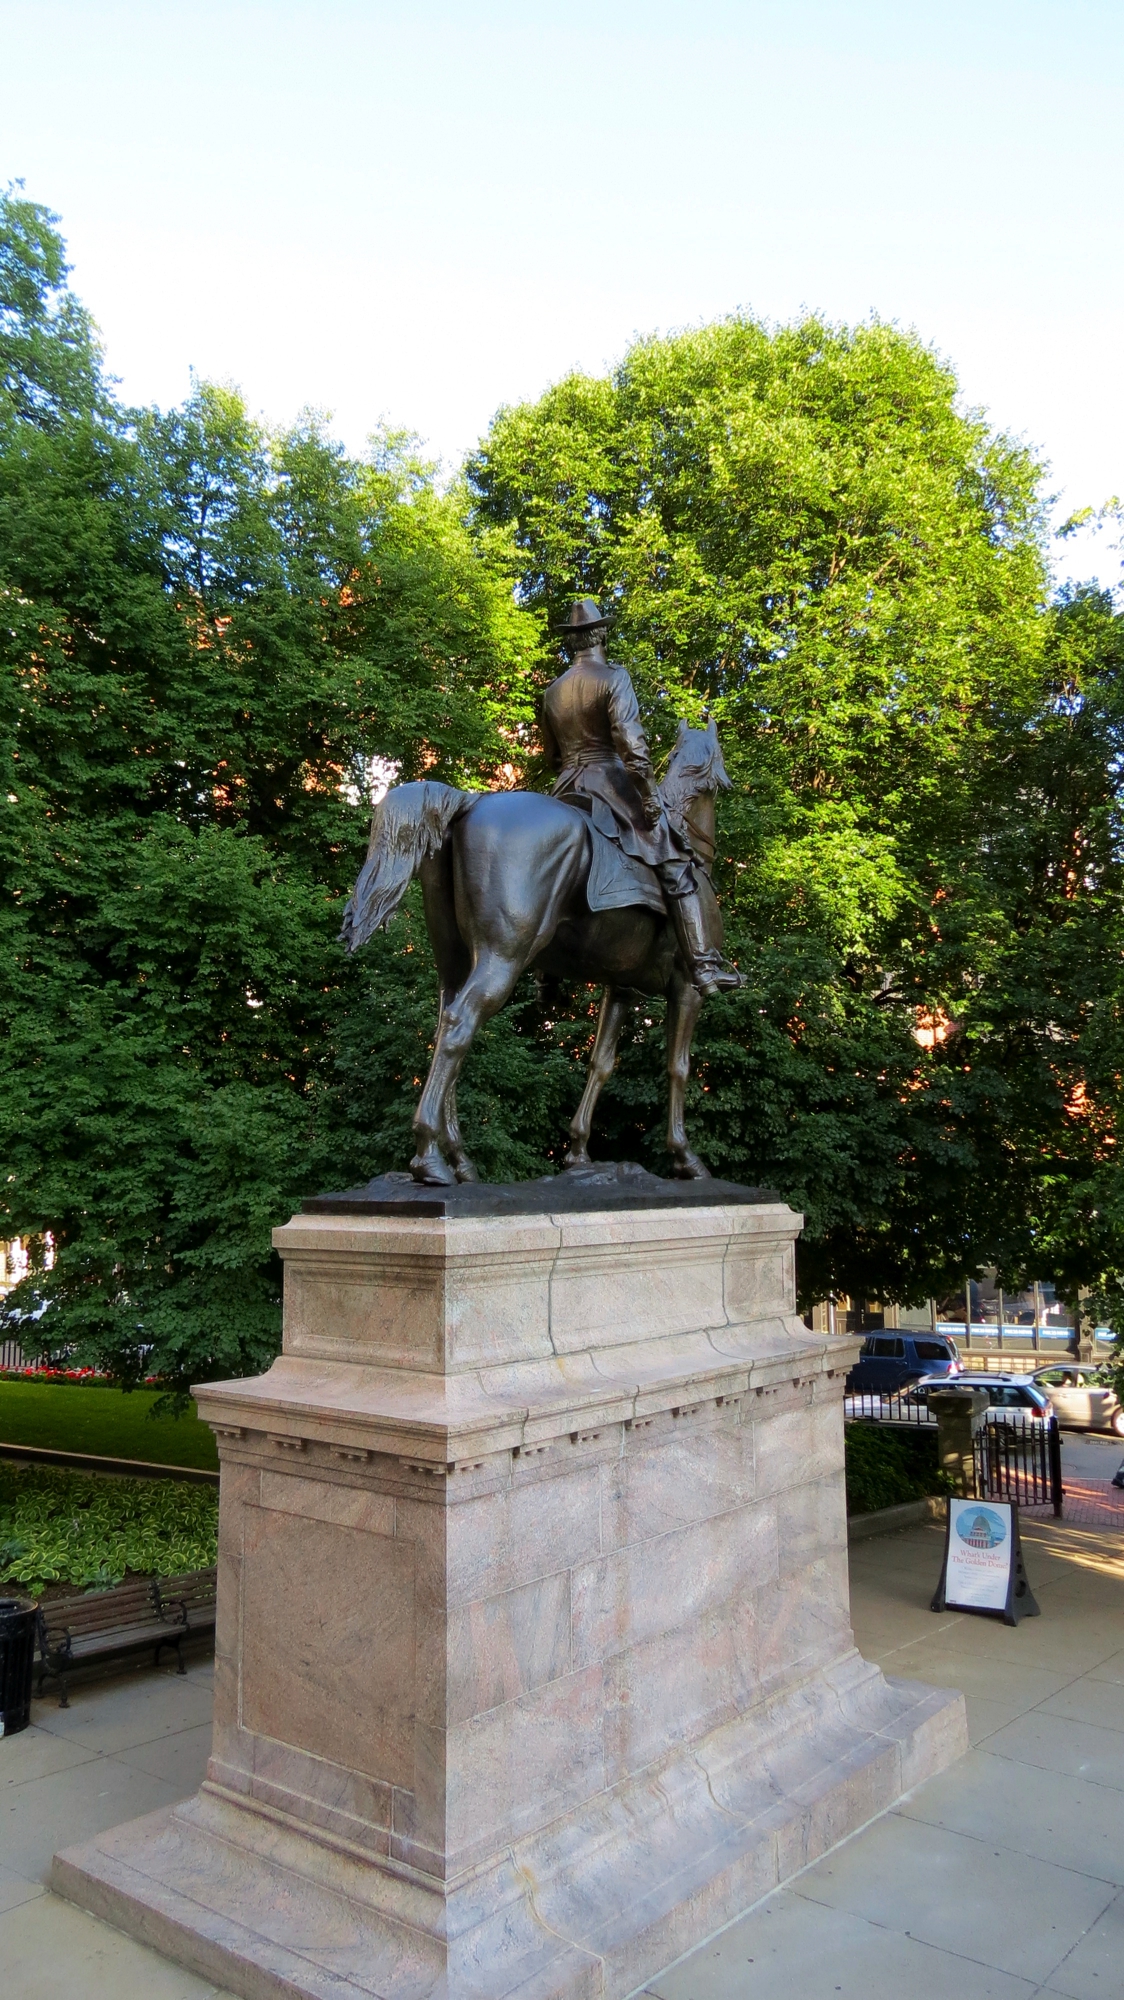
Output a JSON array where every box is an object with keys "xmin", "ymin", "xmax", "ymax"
[
  {"xmin": 975, "ymin": 1412, "xmax": 1064, "ymax": 1516},
  {"xmin": 843, "ymin": 1390, "xmax": 936, "ymax": 1427},
  {"xmin": 844, "ymin": 1390, "xmax": 1066, "ymax": 1517},
  {"xmin": 0, "ymin": 1338, "xmax": 27, "ymax": 1371}
]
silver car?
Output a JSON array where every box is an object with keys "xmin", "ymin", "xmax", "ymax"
[
  {"xmin": 1033, "ymin": 1365, "xmax": 1124, "ymax": 1436},
  {"xmin": 915, "ymin": 1373, "xmax": 1053, "ymax": 1424}
]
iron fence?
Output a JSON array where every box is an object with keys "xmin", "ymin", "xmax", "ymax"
[
  {"xmin": 975, "ymin": 1412, "xmax": 1064, "ymax": 1517},
  {"xmin": 844, "ymin": 1392, "xmax": 1065, "ymax": 1517},
  {"xmin": 843, "ymin": 1390, "xmax": 936, "ymax": 1428},
  {"xmin": 0, "ymin": 1339, "xmax": 26, "ymax": 1371}
]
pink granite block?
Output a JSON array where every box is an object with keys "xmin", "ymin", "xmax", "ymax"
[
  {"xmin": 392, "ymin": 1492, "xmax": 449, "ymax": 1608},
  {"xmin": 722, "ymin": 1241, "xmax": 792, "ymax": 1321},
  {"xmin": 445, "ymin": 1666, "xmax": 607, "ymax": 1868},
  {"xmin": 259, "ymin": 1468, "xmax": 396, "ymax": 1536},
  {"xmin": 392, "ymin": 1718, "xmax": 447, "ymax": 1873},
  {"xmin": 755, "ymin": 1548, "xmax": 853, "ymax": 1690},
  {"xmin": 600, "ymin": 1420, "xmax": 755, "ymax": 1550},
  {"xmin": 206, "ymin": 1650, "xmax": 251, "ymax": 1786},
  {"xmin": 601, "ymin": 1592, "xmax": 759, "ymax": 1779},
  {"xmin": 249, "ymin": 1734, "xmax": 393, "ymax": 1852},
  {"xmin": 447, "ymin": 1568, "xmax": 572, "ymax": 1725},
  {"xmin": 571, "ymin": 1502, "xmax": 776, "ymax": 1669},
  {"xmin": 240, "ymin": 1504, "xmax": 416, "ymax": 1789},
  {"xmin": 443, "ymin": 1465, "xmax": 601, "ymax": 1607},
  {"xmin": 776, "ymin": 1468, "xmax": 848, "ymax": 1576},
  {"xmin": 753, "ymin": 1400, "xmax": 842, "ymax": 1498}
]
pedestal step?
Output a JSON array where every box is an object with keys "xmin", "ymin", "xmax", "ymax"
[{"xmin": 55, "ymin": 1654, "xmax": 964, "ymax": 2000}]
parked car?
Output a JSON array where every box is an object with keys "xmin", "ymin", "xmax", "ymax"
[
  {"xmin": 917, "ymin": 1373, "xmax": 1053, "ymax": 1423},
  {"xmin": 845, "ymin": 1332, "xmax": 961, "ymax": 1395},
  {"xmin": 1032, "ymin": 1365, "xmax": 1124, "ymax": 1436}
]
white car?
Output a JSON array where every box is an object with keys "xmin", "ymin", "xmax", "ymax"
[
  {"xmin": 844, "ymin": 1376, "xmax": 1051, "ymax": 1428},
  {"xmin": 1033, "ymin": 1365, "xmax": 1124, "ymax": 1436},
  {"xmin": 918, "ymin": 1374, "xmax": 1054, "ymax": 1424}
]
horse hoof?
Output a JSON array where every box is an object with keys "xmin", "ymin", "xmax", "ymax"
[
  {"xmin": 410, "ymin": 1150, "xmax": 457, "ymax": 1186},
  {"xmin": 454, "ymin": 1158, "xmax": 479, "ymax": 1183},
  {"xmin": 670, "ymin": 1152, "xmax": 711, "ymax": 1180},
  {"xmin": 563, "ymin": 1148, "xmax": 591, "ymax": 1171}
]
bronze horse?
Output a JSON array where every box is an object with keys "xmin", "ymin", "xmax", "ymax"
[{"xmin": 341, "ymin": 719, "xmax": 735, "ymax": 1185}]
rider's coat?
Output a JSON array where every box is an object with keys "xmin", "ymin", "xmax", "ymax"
[{"xmin": 540, "ymin": 654, "xmax": 682, "ymax": 871}]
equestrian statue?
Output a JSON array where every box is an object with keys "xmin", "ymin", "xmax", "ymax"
[{"xmin": 340, "ymin": 598, "xmax": 742, "ymax": 1185}]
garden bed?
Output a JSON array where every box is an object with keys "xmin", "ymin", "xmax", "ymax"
[{"xmin": 0, "ymin": 1461, "xmax": 219, "ymax": 1596}]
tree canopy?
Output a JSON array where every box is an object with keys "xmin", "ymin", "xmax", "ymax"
[
  {"xmin": 3, "ymin": 193, "xmax": 1122, "ymax": 1380},
  {"xmin": 468, "ymin": 320, "xmax": 1124, "ymax": 1310}
]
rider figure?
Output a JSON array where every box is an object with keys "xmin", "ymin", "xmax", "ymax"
[{"xmin": 541, "ymin": 598, "xmax": 741, "ymax": 999}]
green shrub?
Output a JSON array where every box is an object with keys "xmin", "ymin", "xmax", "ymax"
[
  {"xmin": 0, "ymin": 1462, "xmax": 217, "ymax": 1594},
  {"xmin": 844, "ymin": 1422, "xmax": 947, "ymax": 1515}
]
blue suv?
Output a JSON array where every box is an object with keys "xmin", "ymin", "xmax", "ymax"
[{"xmin": 845, "ymin": 1332, "xmax": 961, "ymax": 1394}]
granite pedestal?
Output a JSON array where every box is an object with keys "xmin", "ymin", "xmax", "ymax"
[{"xmin": 54, "ymin": 1173, "xmax": 967, "ymax": 2000}]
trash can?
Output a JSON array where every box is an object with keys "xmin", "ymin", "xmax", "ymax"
[{"xmin": 0, "ymin": 1598, "xmax": 37, "ymax": 1737}]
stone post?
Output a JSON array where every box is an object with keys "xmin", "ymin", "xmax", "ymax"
[{"xmin": 928, "ymin": 1387, "xmax": 990, "ymax": 1497}]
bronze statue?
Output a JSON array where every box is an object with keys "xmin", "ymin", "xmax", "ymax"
[{"xmin": 341, "ymin": 599, "xmax": 742, "ymax": 1185}]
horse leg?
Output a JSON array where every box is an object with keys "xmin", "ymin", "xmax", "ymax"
[
  {"xmin": 442, "ymin": 1082, "xmax": 477, "ymax": 1183},
  {"xmin": 564, "ymin": 987, "xmax": 629, "ymax": 1169},
  {"xmin": 410, "ymin": 952, "xmax": 524, "ymax": 1183},
  {"xmin": 419, "ymin": 852, "xmax": 477, "ymax": 1183},
  {"xmin": 666, "ymin": 969, "xmax": 710, "ymax": 1179},
  {"xmin": 429, "ymin": 986, "xmax": 477, "ymax": 1183}
]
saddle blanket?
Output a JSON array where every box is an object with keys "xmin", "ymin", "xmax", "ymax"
[{"xmin": 585, "ymin": 817, "xmax": 667, "ymax": 917}]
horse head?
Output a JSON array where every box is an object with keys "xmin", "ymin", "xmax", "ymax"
[{"xmin": 659, "ymin": 714, "xmax": 732, "ymax": 865}]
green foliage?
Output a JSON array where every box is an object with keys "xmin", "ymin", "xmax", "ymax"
[
  {"xmin": 0, "ymin": 1462, "xmax": 217, "ymax": 1594},
  {"xmin": 0, "ymin": 192, "xmax": 548, "ymax": 1389},
  {"xmin": 0, "ymin": 1382, "xmax": 218, "ymax": 1469},
  {"xmin": 844, "ymin": 1422, "xmax": 946, "ymax": 1515},
  {"xmin": 4, "ymin": 198, "xmax": 1123, "ymax": 1365},
  {"xmin": 468, "ymin": 317, "xmax": 1124, "ymax": 1307}
]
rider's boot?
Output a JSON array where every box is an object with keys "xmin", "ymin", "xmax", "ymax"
[{"xmin": 665, "ymin": 886, "xmax": 743, "ymax": 999}]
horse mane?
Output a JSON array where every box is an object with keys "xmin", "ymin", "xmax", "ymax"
[{"xmin": 659, "ymin": 716, "xmax": 732, "ymax": 816}]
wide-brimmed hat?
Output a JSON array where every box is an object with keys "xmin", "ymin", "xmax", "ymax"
[{"xmin": 550, "ymin": 596, "xmax": 616, "ymax": 635}]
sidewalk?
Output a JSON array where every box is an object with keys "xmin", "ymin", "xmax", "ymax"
[
  {"xmin": 650, "ymin": 1510, "xmax": 1124, "ymax": 2000},
  {"xmin": 1, "ymin": 1508, "xmax": 1121, "ymax": 2000}
]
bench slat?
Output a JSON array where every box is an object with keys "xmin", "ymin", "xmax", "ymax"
[
  {"xmin": 62, "ymin": 1619, "xmax": 188, "ymax": 1659},
  {"xmin": 35, "ymin": 1566, "xmax": 218, "ymax": 1705}
]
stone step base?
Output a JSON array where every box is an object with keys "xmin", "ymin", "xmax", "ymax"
[{"xmin": 53, "ymin": 1653, "xmax": 965, "ymax": 2000}]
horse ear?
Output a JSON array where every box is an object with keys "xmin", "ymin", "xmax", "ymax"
[
  {"xmin": 675, "ymin": 718, "xmax": 691, "ymax": 743},
  {"xmin": 705, "ymin": 714, "xmax": 719, "ymax": 743}
]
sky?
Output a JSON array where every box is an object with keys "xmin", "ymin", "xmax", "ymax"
[{"xmin": 1, "ymin": 0, "xmax": 1121, "ymax": 589}]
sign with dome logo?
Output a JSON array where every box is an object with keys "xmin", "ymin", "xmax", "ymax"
[{"xmin": 931, "ymin": 1497, "xmax": 1040, "ymax": 1624}]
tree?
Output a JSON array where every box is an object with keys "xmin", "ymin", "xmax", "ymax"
[
  {"xmin": 467, "ymin": 317, "xmax": 1123, "ymax": 1309},
  {"xmin": 0, "ymin": 191, "xmax": 550, "ymax": 1389}
]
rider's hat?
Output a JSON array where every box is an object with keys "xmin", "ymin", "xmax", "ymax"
[{"xmin": 551, "ymin": 596, "xmax": 615, "ymax": 635}]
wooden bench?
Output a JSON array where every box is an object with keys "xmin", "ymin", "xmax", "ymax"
[{"xmin": 35, "ymin": 1567, "xmax": 217, "ymax": 1706}]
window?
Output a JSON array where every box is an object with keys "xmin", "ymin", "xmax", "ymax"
[{"xmin": 914, "ymin": 1341, "xmax": 952, "ymax": 1361}]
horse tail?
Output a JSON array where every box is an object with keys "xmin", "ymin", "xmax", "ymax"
[{"xmin": 340, "ymin": 780, "xmax": 471, "ymax": 952}]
